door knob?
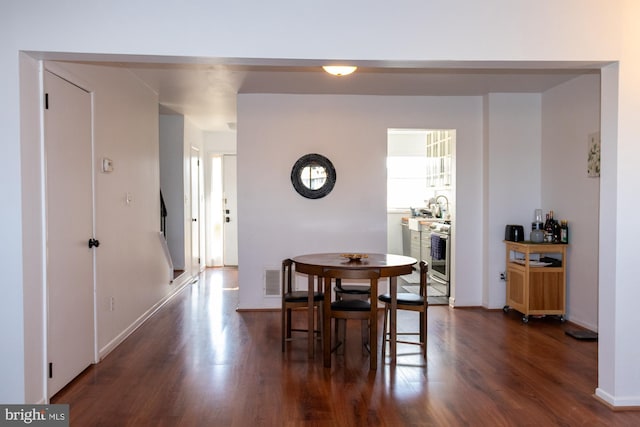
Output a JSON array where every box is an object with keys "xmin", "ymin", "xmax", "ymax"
[
  {"xmin": 192, "ymin": 218, "xmax": 197, "ymax": 222},
  {"xmin": 88, "ymin": 238, "xmax": 100, "ymax": 248}
]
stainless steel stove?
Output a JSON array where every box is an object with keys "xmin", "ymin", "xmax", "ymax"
[{"xmin": 427, "ymin": 221, "xmax": 451, "ymax": 296}]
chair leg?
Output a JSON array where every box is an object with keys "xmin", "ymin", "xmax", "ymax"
[
  {"xmin": 334, "ymin": 318, "xmax": 345, "ymax": 355},
  {"xmin": 421, "ymin": 310, "xmax": 427, "ymax": 359},
  {"xmin": 286, "ymin": 309, "xmax": 292, "ymax": 339},
  {"xmin": 361, "ymin": 319, "xmax": 369, "ymax": 354},
  {"xmin": 316, "ymin": 303, "xmax": 323, "ymax": 341},
  {"xmin": 281, "ymin": 304, "xmax": 286, "ymax": 352},
  {"xmin": 381, "ymin": 304, "xmax": 389, "ymax": 361}
]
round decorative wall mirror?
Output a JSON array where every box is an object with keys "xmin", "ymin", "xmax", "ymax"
[{"xmin": 290, "ymin": 153, "xmax": 336, "ymax": 199}]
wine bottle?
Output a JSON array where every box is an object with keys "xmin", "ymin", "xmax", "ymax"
[
  {"xmin": 544, "ymin": 213, "xmax": 553, "ymax": 242},
  {"xmin": 553, "ymin": 221, "xmax": 561, "ymax": 243},
  {"xmin": 560, "ymin": 220, "xmax": 569, "ymax": 243}
]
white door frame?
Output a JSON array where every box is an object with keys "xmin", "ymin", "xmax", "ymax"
[{"xmin": 190, "ymin": 146, "xmax": 202, "ymax": 276}]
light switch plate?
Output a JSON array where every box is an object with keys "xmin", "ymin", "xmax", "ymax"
[{"xmin": 102, "ymin": 157, "xmax": 113, "ymax": 173}]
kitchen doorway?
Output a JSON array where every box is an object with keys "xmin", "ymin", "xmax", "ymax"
[{"xmin": 387, "ymin": 128, "xmax": 456, "ymax": 305}]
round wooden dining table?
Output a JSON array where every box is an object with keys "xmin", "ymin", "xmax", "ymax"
[{"xmin": 291, "ymin": 253, "xmax": 417, "ymax": 370}]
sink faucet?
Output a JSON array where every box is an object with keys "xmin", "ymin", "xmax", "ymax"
[{"xmin": 435, "ymin": 195, "xmax": 450, "ymax": 220}]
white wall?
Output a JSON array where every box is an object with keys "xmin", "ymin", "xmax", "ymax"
[
  {"xmin": 386, "ymin": 212, "xmax": 406, "ymax": 256},
  {"xmin": 159, "ymin": 114, "xmax": 186, "ymax": 270},
  {"xmin": 19, "ymin": 53, "xmax": 42, "ymax": 404},
  {"xmin": 482, "ymin": 83, "xmax": 601, "ymax": 325},
  {"xmin": 542, "ymin": 75, "xmax": 601, "ymax": 330},
  {"xmin": 485, "ymin": 94, "xmax": 542, "ymax": 309},
  {"xmin": 598, "ymin": 64, "xmax": 621, "ymax": 403},
  {"xmin": 237, "ymin": 94, "xmax": 483, "ymax": 309},
  {"xmin": 54, "ymin": 62, "xmax": 176, "ymax": 354},
  {"xmin": 18, "ymin": 60, "xmax": 188, "ymax": 402},
  {"xmin": 204, "ymin": 131, "xmax": 237, "ymax": 154},
  {"xmin": 3, "ymin": 0, "xmax": 640, "ymax": 407}
]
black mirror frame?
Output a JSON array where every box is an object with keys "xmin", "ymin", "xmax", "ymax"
[{"xmin": 290, "ymin": 153, "xmax": 336, "ymax": 199}]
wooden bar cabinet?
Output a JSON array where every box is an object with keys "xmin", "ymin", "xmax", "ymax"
[{"xmin": 503, "ymin": 241, "xmax": 568, "ymax": 323}]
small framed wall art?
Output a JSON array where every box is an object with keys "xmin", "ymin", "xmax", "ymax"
[{"xmin": 587, "ymin": 132, "xmax": 600, "ymax": 178}]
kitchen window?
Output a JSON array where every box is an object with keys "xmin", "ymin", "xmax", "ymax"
[{"xmin": 387, "ymin": 156, "xmax": 428, "ymax": 209}]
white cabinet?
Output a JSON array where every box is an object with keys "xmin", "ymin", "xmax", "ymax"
[
  {"xmin": 426, "ymin": 130, "xmax": 452, "ymax": 188},
  {"xmin": 420, "ymin": 229, "xmax": 431, "ymax": 264},
  {"xmin": 410, "ymin": 230, "xmax": 421, "ymax": 261},
  {"xmin": 401, "ymin": 223, "xmax": 411, "ymax": 257}
]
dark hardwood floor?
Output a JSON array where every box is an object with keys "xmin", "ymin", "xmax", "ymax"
[{"xmin": 53, "ymin": 268, "xmax": 638, "ymax": 426}]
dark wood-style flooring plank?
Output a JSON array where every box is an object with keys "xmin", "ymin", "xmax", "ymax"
[{"xmin": 53, "ymin": 268, "xmax": 638, "ymax": 426}]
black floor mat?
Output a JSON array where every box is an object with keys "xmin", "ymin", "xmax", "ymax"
[{"xmin": 565, "ymin": 329, "xmax": 598, "ymax": 340}]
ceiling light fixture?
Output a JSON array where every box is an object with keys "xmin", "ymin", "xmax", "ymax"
[{"xmin": 322, "ymin": 65, "xmax": 357, "ymax": 76}]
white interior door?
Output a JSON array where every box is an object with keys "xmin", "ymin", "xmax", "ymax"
[
  {"xmin": 44, "ymin": 70, "xmax": 95, "ymax": 397},
  {"xmin": 207, "ymin": 156, "xmax": 224, "ymax": 266},
  {"xmin": 223, "ymin": 155, "xmax": 238, "ymax": 266},
  {"xmin": 191, "ymin": 147, "xmax": 201, "ymax": 275}
]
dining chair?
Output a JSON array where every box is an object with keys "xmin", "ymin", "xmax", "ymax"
[
  {"xmin": 323, "ymin": 269, "xmax": 380, "ymax": 358},
  {"xmin": 378, "ymin": 260, "xmax": 429, "ymax": 360},
  {"xmin": 334, "ymin": 278, "xmax": 371, "ymax": 301},
  {"xmin": 281, "ymin": 258, "xmax": 323, "ymax": 353}
]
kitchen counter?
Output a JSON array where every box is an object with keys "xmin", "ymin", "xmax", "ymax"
[
  {"xmin": 402, "ymin": 217, "xmax": 442, "ymax": 231},
  {"xmin": 402, "ymin": 217, "xmax": 438, "ymax": 223}
]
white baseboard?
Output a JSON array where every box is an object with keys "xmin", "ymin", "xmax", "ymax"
[
  {"xmin": 98, "ymin": 274, "xmax": 192, "ymax": 360},
  {"xmin": 595, "ymin": 387, "xmax": 640, "ymax": 408},
  {"xmin": 566, "ymin": 317, "xmax": 598, "ymax": 332}
]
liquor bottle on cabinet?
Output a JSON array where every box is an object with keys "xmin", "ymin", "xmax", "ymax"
[
  {"xmin": 552, "ymin": 221, "xmax": 561, "ymax": 243},
  {"xmin": 544, "ymin": 213, "xmax": 553, "ymax": 242},
  {"xmin": 560, "ymin": 220, "xmax": 569, "ymax": 243}
]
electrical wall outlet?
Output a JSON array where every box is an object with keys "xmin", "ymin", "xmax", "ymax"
[{"xmin": 500, "ymin": 272, "xmax": 506, "ymax": 281}]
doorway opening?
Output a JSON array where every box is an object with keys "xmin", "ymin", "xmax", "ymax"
[{"xmin": 387, "ymin": 128, "xmax": 455, "ymax": 305}]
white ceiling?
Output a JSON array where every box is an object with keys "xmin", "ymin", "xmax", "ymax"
[{"xmin": 90, "ymin": 60, "xmax": 600, "ymax": 132}]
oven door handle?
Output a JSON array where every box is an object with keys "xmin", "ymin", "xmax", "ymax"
[{"xmin": 429, "ymin": 273, "xmax": 448, "ymax": 286}]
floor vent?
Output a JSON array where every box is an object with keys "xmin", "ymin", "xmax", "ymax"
[{"xmin": 264, "ymin": 268, "xmax": 281, "ymax": 297}]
